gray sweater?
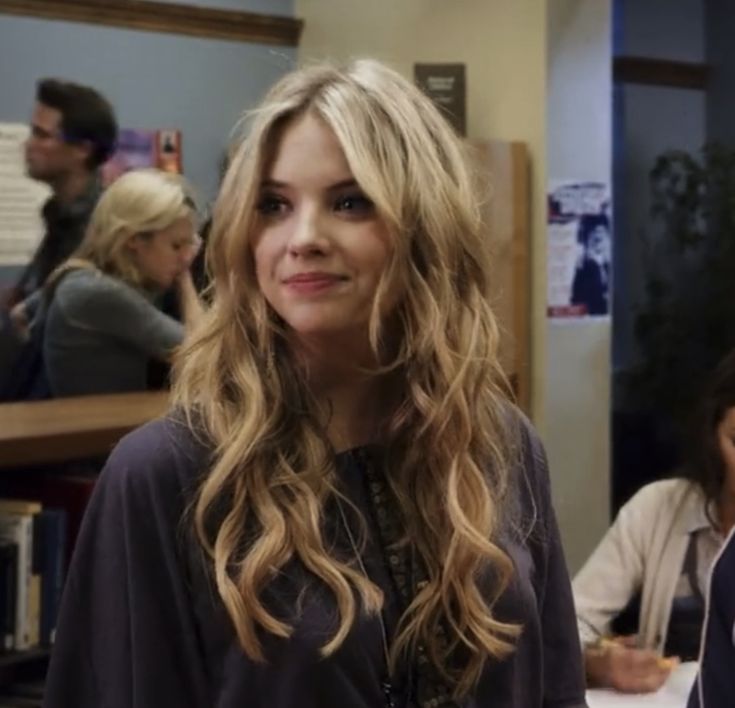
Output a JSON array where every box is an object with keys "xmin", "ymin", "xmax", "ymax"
[
  {"xmin": 43, "ymin": 269, "xmax": 184, "ymax": 397},
  {"xmin": 44, "ymin": 415, "xmax": 587, "ymax": 708}
]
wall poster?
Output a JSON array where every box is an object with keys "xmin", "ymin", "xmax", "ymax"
[
  {"xmin": 547, "ymin": 180, "xmax": 611, "ymax": 319},
  {"xmin": 102, "ymin": 128, "xmax": 182, "ymax": 186}
]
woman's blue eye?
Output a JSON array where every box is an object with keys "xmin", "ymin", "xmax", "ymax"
[
  {"xmin": 256, "ymin": 194, "xmax": 288, "ymax": 215},
  {"xmin": 334, "ymin": 193, "xmax": 374, "ymax": 214}
]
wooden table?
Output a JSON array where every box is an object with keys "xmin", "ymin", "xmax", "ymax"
[{"xmin": 0, "ymin": 391, "xmax": 170, "ymax": 468}]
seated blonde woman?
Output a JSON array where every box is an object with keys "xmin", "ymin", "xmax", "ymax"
[{"xmin": 41, "ymin": 169, "xmax": 202, "ymax": 397}]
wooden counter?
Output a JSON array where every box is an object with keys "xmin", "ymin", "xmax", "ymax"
[{"xmin": 0, "ymin": 391, "xmax": 170, "ymax": 468}]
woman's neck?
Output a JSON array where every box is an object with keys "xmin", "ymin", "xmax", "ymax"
[
  {"xmin": 52, "ymin": 169, "xmax": 94, "ymax": 206},
  {"xmin": 319, "ymin": 374, "xmax": 386, "ymax": 453},
  {"xmin": 295, "ymin": 333, "xmax": 389, "ymax": 453}
]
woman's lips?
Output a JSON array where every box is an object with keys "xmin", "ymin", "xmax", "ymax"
[{"xmin": 283, "ymin": 272, "xmax": 347, "ymax": 294}]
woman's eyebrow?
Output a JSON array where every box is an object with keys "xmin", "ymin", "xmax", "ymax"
[
  {"xmin": 326, "ymin": 179, "xmax": 359, "ymax": 192},
  {"xmin": 260, "ymin": 178, "xmax": 288, "ymax": 189},
  {"xmin": 259, "ymin": 178, "xmax": 359, "ymax": 191}
]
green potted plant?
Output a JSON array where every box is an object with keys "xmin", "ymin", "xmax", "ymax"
[{"xmin": 627, "ymin": 143, "xmax": 735, "ymax": 432}]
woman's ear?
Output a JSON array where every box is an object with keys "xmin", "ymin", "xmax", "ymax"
[{"xmin": 125, "ymin": 232, "xmax": 142, "ymax": 255}]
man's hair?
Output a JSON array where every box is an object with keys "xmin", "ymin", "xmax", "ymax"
[
  {"xmin": 36, "ymin": 78, "xmax": 118, "ymax": 169},
  {"xmin": 682, "ymin": 348, "xmax": 735, "ymax": 509}
]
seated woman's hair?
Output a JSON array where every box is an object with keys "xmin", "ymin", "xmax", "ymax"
[
  {"xmin": 173, "ymin": 59, "xmax": 518, "ymax": 699},
  {"xmin": 682, "ymin": 348, "xmax": 735, "ymax": 509},
  {"xmin": 48, "ymin": 168, "xmax": 195, "ymax": 289}
]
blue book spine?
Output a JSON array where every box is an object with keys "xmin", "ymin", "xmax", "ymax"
[{"xmin": 39, "ymin": 509, "xmax": 67, "ymax": 646}]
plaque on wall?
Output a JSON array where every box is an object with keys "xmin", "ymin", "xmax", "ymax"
[{"xmin": 414, "ymin": 63, "xmax": 466, "ymax": 136}]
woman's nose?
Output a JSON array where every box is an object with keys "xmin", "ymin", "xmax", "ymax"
[{"xmin": 288, "ymin": 207, "xmax": 329, "ymax": 256}]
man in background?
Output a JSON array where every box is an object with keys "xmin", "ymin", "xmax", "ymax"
[
  {"xmin": 0, "ymin": 79, "xmax": 116, "ymax": 400},
  {"xmin": 6, "ymin": 78, "xmax": 118, "ymax": 330}
]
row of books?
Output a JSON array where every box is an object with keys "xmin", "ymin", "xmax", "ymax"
[
  {"xmin": 0, "ymin": 678, "xmax": 44, "ymax": 707},
  {"xmin": 0, "ymin": 500, "xmax": 66, "ymax": 652}
]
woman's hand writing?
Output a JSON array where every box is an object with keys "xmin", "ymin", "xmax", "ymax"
[{"xmin": 585, "ymin": 636, "xmax": 678, "ymax": 694}]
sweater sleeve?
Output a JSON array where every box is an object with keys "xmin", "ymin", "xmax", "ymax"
[
  {"xmin": 44, "ymin": 421, "xmax": 210, "ymax": 708},
  {"xmin": 521, "ymin": 421, "xmax": 588, "ymax": 708},
  {"xmin": 571, "ymin": 484, "xmax": 663, "ymax": 645},
  {"xmin": 22, "ymin": 289, "xmax": 43, "ymax": 322},
  {"xmin": 55, "ymin": 272, "xmax": 184, "ymax": 360}
]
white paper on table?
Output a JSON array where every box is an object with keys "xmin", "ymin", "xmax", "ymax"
[
  {"xmin": 0, "ymin": 123, "xmax": 50, "ymax": 266},
  {"xmin": 586, "ymin": 662, "xmax": 698, "ymax": 708}
]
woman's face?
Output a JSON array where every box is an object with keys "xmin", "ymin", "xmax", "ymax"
[
  {"xmin": 128, "ymin": 216, "xmax": 197, "ymax": 290},
  {"xmin": 717, "ymin": 405, "xmax": 735, "ymax": 492},
  {"xmin": 252, "ymin": 112, "xmax": 392, "ymax": 343}
]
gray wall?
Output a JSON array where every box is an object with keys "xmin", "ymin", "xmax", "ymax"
[
  {"xmin": 545, "ymin": 0, "xmax": 612, "ymax": 574},
  {"xmin": 0, "ymin": 6, "xmax": 297, "ymax": 203},
  {"xmin": 1, "ymin": 3, "xmax": 296, "ymax": 386},
  {"xmin": 0, "ymin": 2, "xmax": 295, "ymax": 302}
]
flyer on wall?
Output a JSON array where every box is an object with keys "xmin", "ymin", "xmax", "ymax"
[
  {"xmin": 101, "ymin": 128, "xmax": 182, "ymax": 186},
  {"xmin": 0, "ymin": 123, "xmax": 51, "ymax": 266},
  {"xmin": 547, "ymin": 180, "xmax": 611, "ymax": 319}
]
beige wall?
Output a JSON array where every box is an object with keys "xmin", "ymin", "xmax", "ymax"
[
  {"xmin": 296, "ymin": 0, "xmax": 613, "ymax": 571},
  {"xmin": 545, "ymin": 0, "xmax": 612, "ymax": 572},
  {"xmin": 296, "ymin": 0, "xmax": 550, "ymax": 422}
]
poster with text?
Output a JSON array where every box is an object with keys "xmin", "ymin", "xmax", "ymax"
[
  {"xmin": 101, "ymin": 128, "xmax": 182, "ymax": 186},
  {"xmin": 547, "ymin": 180, "xmax": 611, "ymax": 319},
  {"xmin": 0, "ymin": 124, "xmax": 51, "ymax": 265}
]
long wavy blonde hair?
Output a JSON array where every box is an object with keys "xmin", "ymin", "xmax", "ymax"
[
  {"xmin": 173, "ymin": 59, "xmax": 520, "ymax": 699},
  {"xmin": 46, "ymin": 168, "xmax": 194, "ymax": 291}
]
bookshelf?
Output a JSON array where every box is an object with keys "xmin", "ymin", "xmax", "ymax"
[
  {"xmin": 0, "ymin": 391, "xmax": 170, "ymax": 697},
  {"xmin": 0, "ymin": 647, "xmax": 49, "ymax": 680}
]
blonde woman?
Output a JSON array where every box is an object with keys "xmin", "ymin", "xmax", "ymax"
[
  {"xmin": 41, "ymin": 168, "xmax": 202, "ymax": 396},
  {"xmin": 45, "ymin": 61, "xmax": 585, "ymax": 708}
]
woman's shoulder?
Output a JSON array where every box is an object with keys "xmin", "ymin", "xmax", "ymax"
[
  {"xmin": 54, "ymin": 268, "xmax": 140, "ymax": 308},
  {"xmin": 52, "ymin": 269, "xmax": 155, "ymax": 329},
  {"xmin": 99, "ymin": 415, "xmax": 212, "ymax": 506},
  {"xmin": 55, "ymin": 267, "xmax": 110, "ymax": 291},
  {"xmin": 499, "ymin": 406, "xmax": 552, "ymax": 527},
  {"xmin": 622, "ymin": 477, "xmax": 699, "ymax": 512},
  {"xmin": 502, "ymin": 404, "xmax": 547, "ymax": 482}
]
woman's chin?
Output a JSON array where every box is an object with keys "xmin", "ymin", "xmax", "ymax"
[{"xmin": 287, "ymin": 319, "xmax": 364, "ymax": 341}]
